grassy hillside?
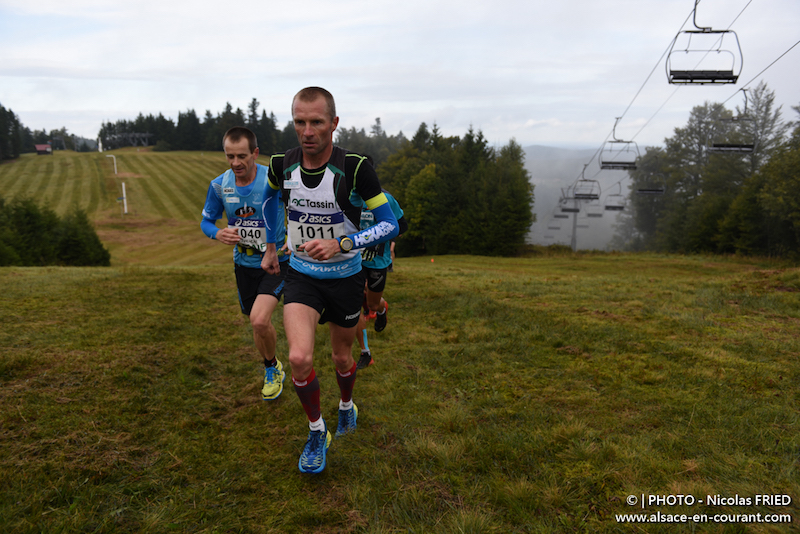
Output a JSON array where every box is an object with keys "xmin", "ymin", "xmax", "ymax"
[
  {"xmin": 1, "ymin": 151, "xmax": 799, "ymax": 532},
  {"xmin": 0, "ymin": 149, "xmax": 232, "ymax": 266}
]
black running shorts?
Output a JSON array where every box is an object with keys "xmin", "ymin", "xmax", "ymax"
[
  {"xmin": 234, "ymin": 260, "xmax": 288, "ymax": 315},
  {"xmin": 284, "ymin": 267, "xmax": 365, "ymax": 328}
]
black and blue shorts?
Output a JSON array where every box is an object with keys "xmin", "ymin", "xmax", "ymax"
[{"xmin": 234, "ymin": 260, "xmax": 288, "ymax": 315}]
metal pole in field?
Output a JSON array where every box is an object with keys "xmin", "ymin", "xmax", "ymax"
[
  {"xmin": 122, "ymin": 182, "xmax": 128, "ymax": 214},
  {"xmin": 106, "ymin": 154, "xmax": 117, "ymax": 174},
  {"xmin": 570, "ymin": 198, "xmax": 578, "ymax": 251}
]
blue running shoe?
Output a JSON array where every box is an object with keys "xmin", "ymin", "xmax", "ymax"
[
  {"xmin": 298, "ymin": 421, "xmax": 332, "ymax": 474},
  {"xmin": 336, "ymin": 403, "xmax": 358, "ymax": 437}
]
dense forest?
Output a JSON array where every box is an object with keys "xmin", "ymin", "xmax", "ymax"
[
  {"xmin": 96, "ymin": 99, "xmax": 407, "ymax": 167},
  {"xmin": 378, "ymin": 124, "xmax": 534, "ymax": 257}
]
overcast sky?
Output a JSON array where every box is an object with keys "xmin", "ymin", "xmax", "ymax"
[{"xmin": 1, "ymin": 0, "xmax": 798, "ymax": 151}]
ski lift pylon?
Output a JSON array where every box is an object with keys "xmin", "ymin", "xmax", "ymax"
[{"xmin": 666, "ymin": 0, "xmax": 743, "ymax": 85}]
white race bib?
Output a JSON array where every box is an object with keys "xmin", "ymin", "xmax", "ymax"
[
  {"xmin": 288, "ymin": 211, "xmax": 345, "ymax": 253},
  {"xmin": 228, "ymin": 217, "xmax": 267, "ymax": 252}
]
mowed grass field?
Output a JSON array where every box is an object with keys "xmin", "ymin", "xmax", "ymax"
[
  {"xmin": 0, "ymin": 148, "xmax": 233, "ymax": 266},
  {"xmin": 1, "ymin": 150, "xmax": 800, "ymax": 533}
]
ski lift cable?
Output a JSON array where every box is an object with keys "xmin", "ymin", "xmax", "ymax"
[
  {"xmin": 725, "ymin": 0, "xmax": 753, "ymax": 29},
  {"xmin": 630, "ymin": 87, "xmax": 681, "ymax": 141},
  {"xmin": 616, "ymin": 4, "xmax": 697, "ymax": 122},
  {"xmin": 698, "ymin": 36, "xmax": 800, "ymax": 122},
  {"xmin": 724, "ymin": 38, "xmax": 800, "ymax": 105},
  {"xmin": 573, "ymin": 1, "xmax": 698, "ymax": 180}
]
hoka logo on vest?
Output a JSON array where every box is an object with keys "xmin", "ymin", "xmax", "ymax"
[
  {"xmin": 290, "ymin": 198, "xmax": 336, "ymax": 209},
  {"xmin": 354, "ymin": 221, "xmax": 397, "ymax": 247},
  {"xmin": 235, "ymin": 204, "xmax": 256, "ymax": 218}
]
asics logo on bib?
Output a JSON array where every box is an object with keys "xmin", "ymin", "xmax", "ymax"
[
  {"xmin": 298, "ymin": 213, "xmax": 333, "ymax": 224},
  {"xmin": 233, "ymin": 219, "xmax": 263, "ymax": 227},
  {"xmin": 291, "ymin": 198, "xmax": 336, "ymax": 209},
  {"xmin": 289, "ymin": 211, "xmax": 344, "ymax": 224}
]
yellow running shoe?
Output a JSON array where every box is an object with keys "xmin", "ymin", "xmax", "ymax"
[{"xmin": 261, "ymin": 359, "xmax": 285, "ymax": 401}]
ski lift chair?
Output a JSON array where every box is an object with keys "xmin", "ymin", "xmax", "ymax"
[
  {"xmin": 604, "ymin": 181, "xmax": 627, "ymax": 211},
  {"xmin": 708, "ymin": 90, "xmax": 756, "ymax": 153},
  {"xmin": 559, "ymin": 187, "xmax": 580, "ymax": 213},
  {"xmin": 637, "ymin": 174, "xmax": 666, "ymax": 195},
  {"xmin": 600, "ymin": 141, "xmax": 639, "ymax": 170},
  {"xmin": 585, "ymin": 199, "xmax": 604, "ymax": 218},
  {"xmin": 708, "ymin": 139, "xmax": 755, "ymax": 154},
  {"xmin": 604, "ymin": 196, "xmax": 626, "ymax": 210},
  {"xmin": 600, "ymin": 118, "xmax": 639, "ymax": 170},
  {"xmin": 573, "ymin": 179, "xmax": 601, "ymax": 200},
  {"xmin": 666, "ymin": 1, "xmax": 743, "ymax": 85},
  {"xmin": 560, "ymin": 203, "xmax": 580, "ymax": 214}
]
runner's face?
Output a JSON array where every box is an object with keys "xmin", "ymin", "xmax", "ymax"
[
  {"xmin": 292, "ymin": 96, "xmax": 339, "ymax": 162},
  {"xmin": 223, "ymin": 137, "xmax": 258, "ymax": 181}
]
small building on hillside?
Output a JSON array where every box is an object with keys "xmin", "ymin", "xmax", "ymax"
[{"xmin": 35, "ymin": 144, "xmax": 53, "ymax": 155}]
